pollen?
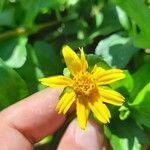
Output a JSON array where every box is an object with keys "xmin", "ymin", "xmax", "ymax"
[{"xmin": 73, "ymin": 72, "xmax": 97, "ymax": 96}]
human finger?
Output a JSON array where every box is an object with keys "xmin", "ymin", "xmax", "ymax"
[
  {"xmin": 0, "ymin": 88, "xmax": 65, "ymax": 146},
  {"xmin": 57, "ymin": 119, "xmax": 106, "ymax": 150}
]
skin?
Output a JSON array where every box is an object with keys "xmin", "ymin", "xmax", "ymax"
[{"xmin": 0, "ymin": 88, "xmax": 108, "ymax": 150}]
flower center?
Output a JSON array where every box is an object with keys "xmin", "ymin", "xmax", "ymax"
[{"xmin": 73, "ymin": 72, "xmax": 97, "ymax": 96}]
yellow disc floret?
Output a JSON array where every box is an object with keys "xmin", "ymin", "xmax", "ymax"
[{"xmin": 73, "ymin": 72, "xmax": 97, "ymax": 96}]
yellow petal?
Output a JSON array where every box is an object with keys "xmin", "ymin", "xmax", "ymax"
[
  {"xmin": 79, "ymin": 47, "xmax": 88, "ymax": 72},
  {"xmin": 89, "ymin": 99, "xmax": 111, "ymax": 123},
  {"xmin": 97, "ymin": 69, "xmax": 125, "ymax": 85},
  {"xmin": 56, "ymin": 91, "xmax": 75, "ymax": 114},
  {"xmin": 62, "ymin": 45, "xmax": 81, "ymax": 76},
  {"xmin": 76, "ymin": 98, "xmax": 90, "ymax": 129},
  {"xmin": 92, "ymin": 65, "xmax": 105, "ymax": 79},
  {"xmin": 39, "ymin": 75, "xmax": 73, "ymax": 88},
  {"xmin": 99, "ymin": 87, "xmax": 125, "ymax": 106}
]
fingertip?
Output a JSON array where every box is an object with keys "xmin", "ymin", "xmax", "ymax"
[{"xmin": 57, "ymin": 119, "xmax": 105, "ymax": 150}]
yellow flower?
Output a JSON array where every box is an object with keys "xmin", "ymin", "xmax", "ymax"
[{"xmin": 39, "ymin": 45, "xmax": 125, "ymax": 129}]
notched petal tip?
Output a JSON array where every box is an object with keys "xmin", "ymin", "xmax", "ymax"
[
  {"xmin": 56, "ymin": 91, "xmax": 75, "ymax": 115},
  {"xmin": 57, "ymin": 109, "xmax": 62, "ymax": 114},
  {"xmin": 79, "ymin": 47, "xmax": 83, "ymax": 51},
  {"xmin": 106, "ymin": 119, "xmax": 110, "ymax": 123},
  {"xmin": 99, "ymin": 87, "xmax": 125, "ymax": 106},
  {"xmin": 78, "ymin": 119, "xmax": 87, "ymax": 130},
  {"xmin": 38, "ymin": 78, "xmax": 51, "ymax": 87},
  {"xmin": 56, "ymin": 105, "xmax": 64, "ymax": 114},
  {"xmin": 76, "ymin": 98, "xmax": 89, "ymax": 130},
  {"xmin": 97, "ymin": 68, "xmax": 126, "ymax": 85},
  {"xmin": 102, "ymin": 117, "xmax": 110, "ymax": 124},
  {"xmin": 79, "ymin": 124, "xmax": 86, "ymax": 130},
  {"xmin": 79, "ymin": 47, "xmax": 88, "ymax": 71}
]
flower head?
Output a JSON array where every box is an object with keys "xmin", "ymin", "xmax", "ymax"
[{"xmin": 39, "ymin": 45, "xmax": 125, "ymax": 129}]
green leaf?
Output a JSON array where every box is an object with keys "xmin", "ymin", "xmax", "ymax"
[
  {"xmin": 62, "ymin": 19, "xmax": 88, "ymax": 36},
  {"xmin": 0, "ymin": 37, "xmax": 27, "ymax": 68},
  {"xmin": 95, "ymin": 12, "xmax": 103, "ymax": 27},
  {"xmin": 33, "ymin": 41, "xmax": 64, "ymax": 76},
  {"xmin": 95, "ymin": 34, "xmax": 140, "ymax": 68},
  {"xmin": 17, "ymin": 42, "xmax": 64, "ymax": 94},
  {"xmin": 130, "ymin": 82, "xmax": 150, "ymax": 128},
  {"xmin": 130, "ymin": 60, "xmax": 150, "ymax": 100},
  {"xmin": 16, "ymin": 44, "xmax": 44, "ymax": 94},
  {"xmin": 0, "ymin": 58, "xmax": 28, "ymax": 110},
  {"xmin": 99, "ymin": 1, "xmax": 122, "ymax": 35},
  {"xmin": 5, "ymin": 37, "xmax": 27, "ymax": 68},
  {"xmin": 63, "ymin": 1, "xmax": 122, "ymax": 48},
  {"xmin": 0, "ymin": 8, "xmax": 15, "ymax": 26},
  {"xmin": 104, "ymin": 118, "xmax": 149, "ymax": 150},
  {"xmin": 112, "ymin": 0, "xmax": 150, "ymax": 48},
  {"xmin": 20, "ymin": 0, "xmax": 59, "ymax": 27},
  {"xmin": 0, "ymin": 0, "xmax": 7, "ymax": 10},
  {"xmin": 116, "ymin": 6, "xmax": 130, "ymax": 30},
  {"xmin": 86, "ymin": 54, "xmax": 110, "ymax": 71},
  {"xmin": 111, "ymin": 70, "xmax": 134, "ymax": 96}
]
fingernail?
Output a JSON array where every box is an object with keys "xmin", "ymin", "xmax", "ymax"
[{"xmin": 73, "ymin": 120, "xmax": 104, "ymax": 150}]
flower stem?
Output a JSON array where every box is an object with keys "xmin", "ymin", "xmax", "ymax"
[{"xmin": 0, "ymin": 20, "xmax": 58, "ymax": 41}]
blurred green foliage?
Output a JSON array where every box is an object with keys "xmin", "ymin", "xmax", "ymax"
[{"xmin": 0, "ymin": 0, "xmax": 150, "ymax": 149}]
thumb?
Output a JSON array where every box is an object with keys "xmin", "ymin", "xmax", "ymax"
[{"xmin": 57, "ymin": 119, "xmax": 106, "ymax": 150}]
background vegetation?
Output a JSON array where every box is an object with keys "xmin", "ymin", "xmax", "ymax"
[{"xmin": 0, "ymin": 0, "xmax": 150, "ymax": 149}]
